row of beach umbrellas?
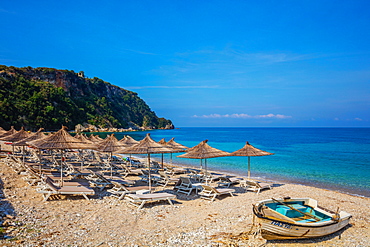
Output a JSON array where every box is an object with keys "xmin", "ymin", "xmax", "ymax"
[{"xmin": 0, "ymin": 126, "xmax": 274, "ymax": 185}]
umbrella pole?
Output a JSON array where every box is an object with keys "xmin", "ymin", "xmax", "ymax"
[
  {"xmin": 205, "ymin": 159, "xmax": 208, "ymax": 185},
  {"xmin": 170, "ymin": 153, "xmax": 173, "ymax": 165},
  {"xmin": 148, "ymin": 153, "xmax": 151, "ymax": 192},
  {"xmin": 61, "ymin": 150, "xmax": 64, "ymax": 186},
  {"xmin": 248, "ymin": 156, "xmax": 251, "ymax": 180},
  {"xmin": 22, "ymin": 146, "xmax": 25, "ymax": 166},
  {"xmin": 110, "ymin": 152, "xmax": 113, "ymax": 178},
  {"xmin": 161, "ymin": 153, "xmax": 164, "ymax": 169}
]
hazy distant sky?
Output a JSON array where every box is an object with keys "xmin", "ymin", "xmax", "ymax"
[{"xmin": 1, "ymin": 1, "xmax": 369, "ymax": 127}]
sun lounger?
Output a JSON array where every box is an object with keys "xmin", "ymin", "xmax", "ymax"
[
  {"xmin": 165, "ymin": 166, "xmax": 188, "ymax": 175},
  {"xmin": 217, "ymin": 176, "xmax": 242, "ymax": 187},
  {"xmin": 174, "ymin": 177, "xmax": 194, "ymax": 195},
  {"xmin": 125, "ymin": 192, "xmax": 177, "ymax": 210},
  {"xmin": 157, "ymin": 171, "xmax": 180, "ymax": 187},
  {"xmin": 198, "ymin": 184, "xmax": 235, "ymax": 202},
  {"xmin": 85, "ymin": 171, "xmax": 113, "ymax": 191},
  {"xmin": 140, "ymin": 170, "xmax": 161, "ymax": 184},
  {"xmin": 240, "ymin": 180, "xmax": 272, "ymax": 194},
  {"xmin": 108, "ymin": 181, "xmax": 150, "ymax": 199},
  {"xmin": 37, "ymin": 176, "xmax": 95, "ymax": 201}
]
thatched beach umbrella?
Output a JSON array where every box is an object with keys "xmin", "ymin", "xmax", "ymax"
[
  {"xmin": 74, "ymin": 133, "xmax": 94, "ymax": 144},
  {"xmin": 88, "ymin": 134, "xmax": 103, "ymax": 143},
  {"xmin": 118, "ymin": 135, "xmax": 139, "ymax": 165},
  {"xmin": 12, "ymin": 128, "xmax": 46, "ymax": 146},
  {"xmin": 0, "ymin": 126, "xmax": 18, "ymax": 151},
  {"xmin": 230, "ymin": 141, "xmax": 274, "ymax": 180},
  {"xmin": 119, "ymin": 135, "xmax": 139, "ymax": 146},
  {"xmin": 177, "ymin": 140, "xmax": 230, "ymax": 179},
  {"xmin": 27, "ymin": 126, "xmax": 94, "ymax": 185},
  {"xmin": 0, "ymin": 127, "xmax": 30, "ymax": 154},
  {"xmin": 117, "ymin": 133, "xmax": 174, "ymax": 190},
  {"xmin": 0, "ymin": 127, "xmax": 30, "ymax": 143},
  {"xmin": 12, "ymin": 128, "xmax": 47, "ymax": 166},
  {"xmin": 95, "ymin": 134, "xmax": 128, "ymax": 177},
  {"xmin": 164, "ymin": 138, "xmax": 188, "ymax": 165},
  {"xmin": 0, "ymin": 126, "xmax": 18, "ymax": 139},
  {"xmin": 95, "ymin": 134, "xmax": 127, "ymax": 153}
]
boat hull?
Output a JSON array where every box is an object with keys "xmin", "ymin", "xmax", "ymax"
[{"xmin": 258, "ymin": 216, "xmax": 351, "ymax": 240}]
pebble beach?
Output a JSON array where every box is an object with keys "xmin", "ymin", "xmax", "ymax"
[{"xmin": 0, "ymin": 155, "xmax": 369, "ymax": 247}]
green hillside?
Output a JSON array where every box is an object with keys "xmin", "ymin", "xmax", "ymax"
[{"xmin": 0, "ymin": 65, "xmax": 173, "ymax": 131}]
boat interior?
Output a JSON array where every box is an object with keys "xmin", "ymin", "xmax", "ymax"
[{"xmin": 265, "ymin": 201, "xmax": 332, "ymax": 223}]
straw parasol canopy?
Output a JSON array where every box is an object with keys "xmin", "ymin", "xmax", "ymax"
[
  {"xmin": 162, "ymin": 137, "xmax": 188, "ymax": 165},
  {"xmin": 94, "ymin": 133, "xmax": 128, "ymax": 177},
  {"xmin": 0, "ymin": 127, "xmax": 30, "ymax": 154},
  {"xmin": 119, "ymin": 135, "xmax": 139, "ymax": 146},
  {"xmin": 165, "ymin": 137, "xmax": 188, "ymax": 151},
  {"xmin": 0, "ymin": 127, "xmax": 6, "ymax": 134},
  {"xmin": 158, "ymin": 138, "xmax": 166, "ymax": 145},
  {"xmin": 27, "ymin": 126, "xmax": 95, "ymax": 185},
  {"xmin": 117, "ymin": 133, "xmax": 174, "ymax": 155},
  {"xmin": 12, "ymin": 128, "xmax": 46, "ymax": 146},
  {"xmin": 117, "ymin": 133, "xmax": 174, "ymax": 190},
  {"xmin": 88, "ymin": 134, "xmax": 103, "ymax": 143},
  {"xmin": 95, "ymin": 134, "xmax": 127, "ymax": 153},
  {"xmin": 178, "ymin": 140, "xmax": 230, "ymax": 159},
  {"xmin": 74, "ymin": 133, "xmax": 94, "ymax": 144},
  {"xmin": 178, "ymin": 140, "xmax": 230, "ymax": 177},
  {"xmin": 0, "ymin": 126, "xmax": 18, "ymax": 138},
  {"xmin": 230, "ymin": 141, "xmax": 274, "ymax": 180},
  {"xmin": 27, "ymin": 126, "xmax": 94, "ymax": 150},
  {"xmin": 0, "ymin": 127, "xmax": 30, "ymax": 143}
]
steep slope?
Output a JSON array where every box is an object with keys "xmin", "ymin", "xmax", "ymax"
[{"xmin": 0, "ymin": 65, "xmax": 173, "ymax": 131}]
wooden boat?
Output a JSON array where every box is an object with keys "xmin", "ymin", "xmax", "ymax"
[{"xmin": 252, "ymin": 197, "xmax": 352, "ymax": 240}]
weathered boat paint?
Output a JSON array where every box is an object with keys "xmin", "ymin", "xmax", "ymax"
[{"xmin": 253, "ymin": 198, "xmax": 352, "ymax": 240}]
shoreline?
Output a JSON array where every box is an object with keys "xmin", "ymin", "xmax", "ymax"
[{"xmin": 135, "ymin": 154, "xmax": 370, "ymax": 199}]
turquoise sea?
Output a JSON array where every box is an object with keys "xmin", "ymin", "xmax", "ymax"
[{"xmin": 100, "ymin": 127, "xmax": 370, "ymax": 198}]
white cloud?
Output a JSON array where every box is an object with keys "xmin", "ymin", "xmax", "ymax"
[
  {"xmin": 354, "ymin": 118, "xmax": 363, "ymax": 121},
  {"xmin": 192, "ymin": 113, "xmax": 292, "ymax": 119}
]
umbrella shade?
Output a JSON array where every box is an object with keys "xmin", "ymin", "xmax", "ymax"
[
  {"xmin": 165, "ymin": 137, "xmax": 188, "ymax": 151},
  {"xmin": 158, "ymin": 138, "xmax": 166, "ymax": 145},
  {"xmin": 117, "ymin": 133, "xmax": 174, "ymax": 154},
  {"xmin": 177, "ymin": 140, "xmax": 230, "ymax": 159},
  {"xmin": 12, "ymin": 128, "xmax": 46, "ymax": 146},
  {"xmin": 230, "ymin": 141, "xmax": 274, "ymax": 179},
  {"xmin": 0, "ymin": 126, "xmax": 18, "ymax": 138},
  {"xmin": 27, "ymin": 126, "xmax": 94, "ymax": 150},
  {"xmin": 178, "ymin": 140, "xmax": 230, "ymax": 183},
  {"xmin": 163, "ymin": 137, "xmax": 188, "ymax": 166},
  {"xmin": 119, "ymin": 135, "xmax": 139, "ymax": 146},
  {"xmin": 27, "ymin": 126, "xmax": 95, "ymax": 186},
  {"xmin": 74, "ymin": 133, "xmax": 94, "ymax": 144},
  {"xmin": 117, "ymin": 133, "xmax": 174, "ymax": 191},
  {"xmin": 89, "ymin": 134, "xmax": 103, "ymax": 143},
  {"xmin": 0, "ymin": 127, "xmax": 30, "ymax": 142},
  {"xmin": 95, "ymin": 134, "xmax": 126, "ymax": 153}
]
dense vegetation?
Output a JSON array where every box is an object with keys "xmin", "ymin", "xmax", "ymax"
[{"xmin": 0, "ymin": 65, "xmax": 173, "ymax": 131}]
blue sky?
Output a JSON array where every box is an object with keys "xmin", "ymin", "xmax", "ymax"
[{"xmin": 1, "ymin": 1, "xmax": 369, "ymax": 127}]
